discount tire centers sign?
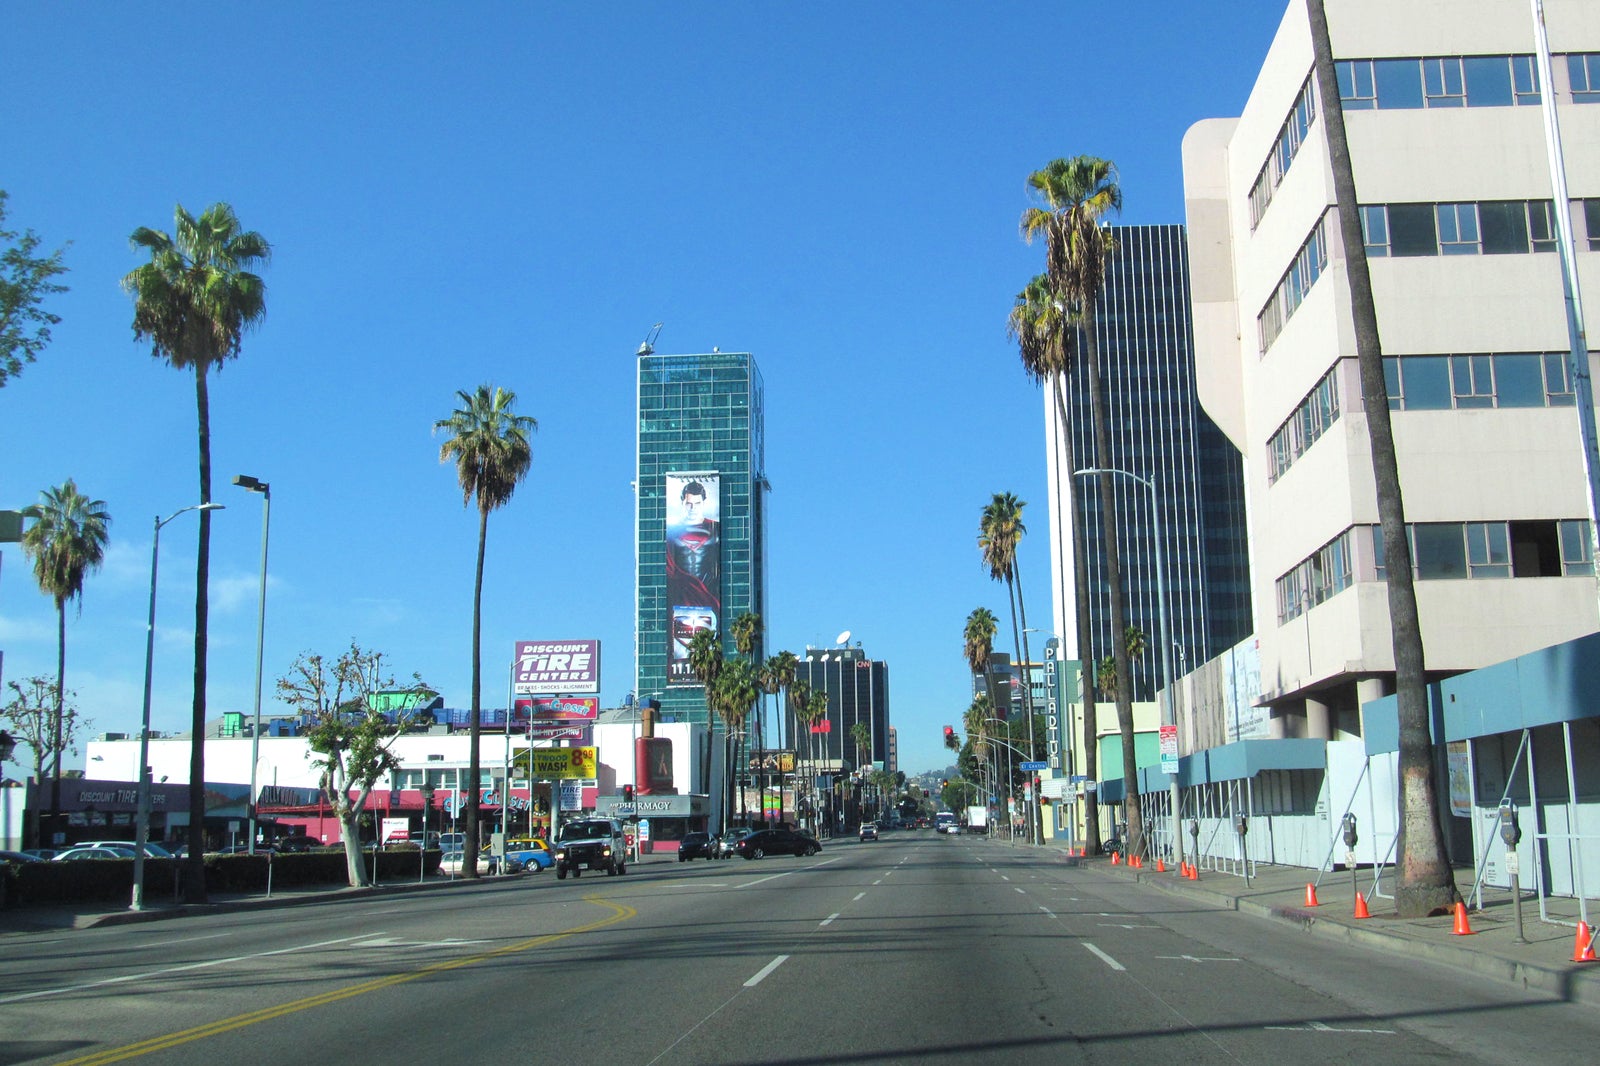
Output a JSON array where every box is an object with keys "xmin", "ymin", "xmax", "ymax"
[
  {"xmin": 514, "ymin": 640, "xmax": 600, "ymax": 694},
  {"xmin": 528, "ymin": 746, "xmax": 597, "ymax": 779}
]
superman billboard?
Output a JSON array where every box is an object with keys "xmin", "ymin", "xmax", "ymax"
[{"xmin": 666, "ymin": 471, "xmax": 721, "ymax": 686}]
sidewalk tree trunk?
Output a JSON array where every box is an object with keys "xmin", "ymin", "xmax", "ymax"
[{"xmin": 1307, "ymin": 0, "xmax": 1457, "ymax": 916}]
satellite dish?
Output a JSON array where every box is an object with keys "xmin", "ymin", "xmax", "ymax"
[{"xmin": 836, "ymin": 630, "xmax": 851, "ymax": 646}]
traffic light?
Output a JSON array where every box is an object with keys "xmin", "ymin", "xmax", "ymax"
[
  {"xmin": 943, "ymin": 725, "xmax": 954, "ymax": 741},
  {"xmin": 622, "ymin": 784, "xmax": 634, "ymax": 804}
]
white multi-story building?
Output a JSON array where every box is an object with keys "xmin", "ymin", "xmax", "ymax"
[{"xmin": 1182, "ymin": 0, "xmax": 1600, "ymax": 741}]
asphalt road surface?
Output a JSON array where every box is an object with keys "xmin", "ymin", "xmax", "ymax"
[{"xmin": 6, "ymin": 834, "xmax": 1600, "ymax": 1064}]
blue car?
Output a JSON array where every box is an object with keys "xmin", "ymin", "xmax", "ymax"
[{"xmin": 503, "ymin": 838, "xmax": 554, "ymax": 871}]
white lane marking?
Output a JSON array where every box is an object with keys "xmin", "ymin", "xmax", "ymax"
[
  {"xmin": 1265, "ymin": 1021, "xmax": 1396, "ymax": 1034},
  {"xmin": 0, "ymin": 934, "xmax": 374, "ymax": 1005},
  {"xmin": 853, "ymin": 892, "xmax": 867, "ymax": 901},
  {"xmin": 1155, "ymin": 955, "xmax": 1242, "ymax": 963},
  {"xmin": 1000, "ymin": 875, "xmax": 1010, "ymax": 881},
  {"xmin": 1039, "ymin": 906, "xmax": 1056, "ymax": 918},
  {"xmin": 1083, "ymin": 943, "xmax": 1126, "ymax": 972},
  {"xmin": 1015, "ymin": 887, "xmax": 1027, "ymax": 895},
  {"xmin": 873, "ymin": 879, "xmax": 883, "ymax": 885},
  {"xmin": 737, "ymin": 870, "xmax": 797, "ymax": 888},
  {"xmin": 744, "ymin": 954, "xmax": 791, "ymax": 987},
  {"xmin": 1099, "ymin": 923, "xmax": 1162, "ymax": 930},
  {"xmin": 820, "ymin": 913, "xmax": 840, "ymax": 927},
  {"xmin": 158, "ymin": 932, "xmax": 232, "ymax": 947}
]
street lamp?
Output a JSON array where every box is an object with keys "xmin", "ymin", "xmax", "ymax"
[
  {"xmin": 132, "ymin": 502, "xmax": 225, "ymax": 911},
  {"xmin": 418, "ymin": 781, "xmax": 435, "ymax": 883},
  {"xmin": 1, "ymin": 730, "xmax": 15, "ymax": 853},
  {"xmin": 1072, "ymin": 466, "xmax": 1183, "ymax": 872},
  {"xmin": 232, "ymin": 475, "xmax": 271, "ymax": 855}
]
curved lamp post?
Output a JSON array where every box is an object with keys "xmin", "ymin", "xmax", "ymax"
[
  {"xmin": 132, "ymin": 502, "xmax": 225, "ymax": 911},
  {"xmin": 1072, "ymin": 466, "xmax": 1183, "ymax": 871},
  {"xmin": 232, "ymin": 475, "xmax": 270, "ymax": 854}
]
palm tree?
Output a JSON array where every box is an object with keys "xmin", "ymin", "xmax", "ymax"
[
  {"xmin": 19, "ymin": 479, "xmax": 109, "ymax": 845},
  {"xmin": 963, "ymin": 607, "xmax": 998, "ymax": 676},
  {"xmin": 978, "ymin": 492, "xmax": 1041, "ymax": 842},
  {"xmin": 763, "ymin": 648, "xmax": 798, "ymax": 822},
  {"xmin": 849, "ymin": 719, "xmax": 872, "ymax": 829},
  {"xmin": 1009, "ymin": 274, "xmax": 1102, "ymax": 852},
  {"xmin": 730, "ymin": 612, "xmax": 762, "ymax": 808},
  {"xmin": 1022, "ymin": 155, "xmax": 1142, "ymax": 855},
  {"xmin": 712, "ymin": 657, "xmax": 761, "ymax": 827},
  {"xmin": 686, "ymin": 627, "xmax": 724, "ymax": 690},
  {"xmin": 124, "ymin": 202, "xmax": 269, "ymax": 901},
  {"xmin": 434, "ymin": 384, "xmax": 537, "ymax": 879},
  {"xmin": 1306, "ymin": 0, "xmax": 1456, "ymax": 916}
]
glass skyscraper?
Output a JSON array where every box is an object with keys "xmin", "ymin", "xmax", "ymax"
[
  {"xmin": 635, "ymin": 350, "xmax": 767, "ymax": 727},
  {"xmin": 1045, "ymin": 224, "xmax": 1252, "ymax": 703}
]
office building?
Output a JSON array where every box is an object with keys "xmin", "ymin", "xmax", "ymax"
[
  {"xmin": 1044, "ymin": 224, "xmax": 1254, "ymax": 704},
  {"xmin": 1181, "ymin": 0, "xmax": 1600, "ymax": 740},
  {"xmin": 635, "ymin": 350, "xmax": 769, "ymax": 728},
  {"xmin": 790, "ymin": 646, "xmax": 890, "ymax": 773}
]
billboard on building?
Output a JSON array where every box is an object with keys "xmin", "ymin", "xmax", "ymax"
[
  {"xmin": 514, "ymin": 640, "xmax": 600, "ymax": 695},
  {"xmin": 512, "ymin": 696, "xmax": 600, "ymax": 725},
  {"xmin": 665, "ymin": 471, "xmax": 721, "ymax": 686}
]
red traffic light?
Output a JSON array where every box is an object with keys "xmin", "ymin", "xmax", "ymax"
[
  {"xmin": 622, "ymin": 784, "xmax": 634, "ymax": 803},
  {"xmin": 943, "ymin": 725, "xmax": 954, "ymax": 738}
]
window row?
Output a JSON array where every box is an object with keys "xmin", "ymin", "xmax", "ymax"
[
  {"xmin": 1361, "ymin": 200, "xmax": 1559, "ymax": 258},
  {"xmin": 1383, "ymin": 352, "xmax": 1574, "ymax": 411},
  {"xmin": 1258, "ymin": 214, "xmax": 1330, "ymax": 352},
  {"xmin": 1250, "ymin": 75, "xmax": 1317, "ymax": 229},
  {"xmin": 1338, "ymin": 54, "xmax": 1543, "ymax": 110},
  {"xmin": 1374, "ymin": 519, "xmax": 1593, "ymax": 582},
  {"xmin": 1268, "ymin": 365, "xmax": 1340, "ymax": 483},
  {"xmin": 1275, "ymin": 519, "xmax": 1595, "ymax": 625}
]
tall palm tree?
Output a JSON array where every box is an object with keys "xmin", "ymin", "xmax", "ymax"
[
  {"xmin": 963, "ymin": 607, "xmax": 998, "ymax": 677},
  {"xmin": 435, "ymin": 384, "xmax": 537, "ymax": 879},
  {"xmin": 730, "ymin": 612, "xmax": 762, "ymax": 807},
  {"xmin": 20, "ymin": 479, "xmax": 109, "ymax": 845},
  {"xmin": 712, "ymin": 656, "xmax": 761, "ymax": 827},
  {"xmin": 763, "ymin": 649, "xmax": 798, "ymax": 822},
  {"xmin": 978, "ymin": 491, "xmax": 1040, "ymax": 842},
  {"xmin": 123, "ymin": 202, "xmax": 268, "ymax": 900},
  {"xmin": 686, "ymin": 627, "xmax": 726, "ymax": 825},
  {"xmin": 1306, "ymin": 0, "xmax": 1456, "ymax": 916},
  {"xmin": 1011, "ymin": 274, "xmax": 1102, "ymax": 852},
  {"xmin": 1022, "ymin": 155, "xmax": 1142, "ymax": 854}
]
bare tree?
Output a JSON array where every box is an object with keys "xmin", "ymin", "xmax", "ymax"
[{"xmin": 2, "ymin": 676, "xmax": 90, "ymax": 846}]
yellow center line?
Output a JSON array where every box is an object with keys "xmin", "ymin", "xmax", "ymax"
[{"xmin": 57, "ymin": 896, "xmax": 637, "ymax": 1066}]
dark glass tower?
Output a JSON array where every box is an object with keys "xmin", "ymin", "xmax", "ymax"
[
  {"xmin": 1048, "ymin": 224, "xmax": 1252, "ymax": 701},
  {"xmin": 789, "ymin": 647, "xmax": 890, "ymax": 772},
  {"xmin": 635, "ymin": 350, "xmax": 767, "ymax": 727}
]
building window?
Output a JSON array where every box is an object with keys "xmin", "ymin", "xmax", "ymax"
[
  {"xmin": 1545, "ymin": 353, "xmax": 1576, "ymax": 406},
  {"xmin": 1568, "ymin": 53, "xmax": 1600, "ymax": 103},
  {"xmin": 1375, "ymin": 58, "xmax": 1425, "ymax": 108},
  {"xmin": 1276, "ymin": 531, "xmax": 1354, "ymax": 624},
  {"xmin": 1560, "ymin": 520, "xmax": 1594, "ymax": 575},
  {"xmin": 1258, "ymin": 213, "xmax": 1330, "ymax": 352},
  {"xmin": 1389, "ymin": 204, "xmax": 1440, "ymax": 256},
  {"xmin": 1584, "ymin": 199, "xmax": 1600, "ymax": 251},
  {"xmin": 1512, "ymin": 55, "xmax": 1542, "ymax": 105},
  {"xmin": 1384, "ymin": 352, "xmax": 1574, "ymax": 410},
  {"xmin": 1466, "ymin": 522, "xmax": 1512, "ymax": 578},
  {"xmin": 1337, "ymin": 59, "xmax": 1378, "ymax": 109},
  {"xmin": 1267, "ymin": 364, "xmax": 1342, "ymax": 482},
  {"xmin": 1250, "ymin": 76, "xmax": 1317, "ymax": 228},
  {"xmin": 1361, "ymin": 204, "xmax": 1390, "ymax": 257},
  {"xmin": 1415, "ymin": 523, "xmax": 1469, "ymax": 579},
  {"xmin": 1423, "ymin": 57, "xmax": 1466, "ymax": 107},
  {"xmin": 1437, "ymin": 203, "xmax": 1480, "ymax": 254},
  {"xmin": 1451, "ymin": 354, "xmax": 1495, "ymax": 408}
]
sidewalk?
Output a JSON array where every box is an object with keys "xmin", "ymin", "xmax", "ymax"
[{"xmin": 1050, "ymin": 843, "xmax": 1600, "ymax": 1006}]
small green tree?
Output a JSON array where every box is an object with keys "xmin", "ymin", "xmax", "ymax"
[
  {"xmin": 2, "ymin": 676, "xmax": 89, "ymax": 846},
  {"xmin": 276, "ymin": 642, "xmax": 433, "ymax": 887},
  {"xmin": 0, "ymin": 190, "xmax": 70, "ymax": 389}
]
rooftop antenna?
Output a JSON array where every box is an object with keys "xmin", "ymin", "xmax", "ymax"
[{"xmin": 637, "ymin": 322, "xmax": 663, "ymax": 357}]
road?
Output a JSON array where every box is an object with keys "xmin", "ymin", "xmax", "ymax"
[{"xmin": 5, "ymin": 834, "xmax": 1599, "ymax": 1064}]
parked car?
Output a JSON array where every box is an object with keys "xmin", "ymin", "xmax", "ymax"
[
  {"xmin": 18, "ymin": 848, "xmax": 59, "ymax": 861},
  {"xmin": 79, "ymin": 840, "xmax": 173, "ymax": 858},
  {"xmin": 716, "ymin": 830, "xmax": 751, "ymax": 858},
  {"xmin": 271, "ymin": 837, "xmax": 319, "ymax": 853},
  {"xmin": 437, "ymin": 850, "xmax": 521, "ymax": 875},
  {"xmin": 215, "ymin": 845, "xmax": 276, "ymax": 855},
  {"xmin": 859, "ymin": 822, "xmax": 879, "ymax": 842},
  {"xmin": 735, "ymin": 828, "xmax": 822, "ymax": 859},
  {"xmin": 0, "ymin": 850, "xmax": 44, "ymax": 864},
  {"xmin": 503, "ymin": 838, "xmax": 554, "ymax": 871},
  {"xmin": 53, "ymin": 846, "xmax": 137, "ymax": 861},
  {"xmin": 678, "ymin": 832, "xmax": 716, "ymax": 861}
]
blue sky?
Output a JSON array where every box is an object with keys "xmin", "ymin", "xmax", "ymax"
[{"xmin": 0, "ymin": 3, "xmax": 1283, "ymax": 778}]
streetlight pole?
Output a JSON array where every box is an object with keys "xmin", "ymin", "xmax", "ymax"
[
  {"xmin": 132, "ymin": 502, "xmax": 225, "ymax": 911},
  {"xmin": 1073, "ymin": 467, "xmax": 1183, "ymax": 872},
  {"xmin": 1, "ymin": 730, "xmax": 16, "ymax": 853},
  {"xmin": 232, "ymin": 475, "xmax": 270, "ymax": 854},
  {"xmin": 418, "ymin": 781, "xmax": 435, "ymax": 883}
]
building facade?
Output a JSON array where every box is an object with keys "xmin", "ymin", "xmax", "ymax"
[
  {"xmin": 1181, "ymin": 0, "xmax": 1600, "ymax": 742},
  {"xmin": 789, "ymin": 646, "xmax": 890, "ymax": 773},
  {"xmin": 635, "ymin": 350, "xmax": 768, "ymax": 729}
]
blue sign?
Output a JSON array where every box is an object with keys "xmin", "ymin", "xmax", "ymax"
[{"xmin": 1021, "ymin": 761, "xmax": 1047, "ymax": 772}]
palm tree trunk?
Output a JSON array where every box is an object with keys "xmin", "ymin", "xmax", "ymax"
[
  {"xmin": 1307, "ymin": 0, "xmax": 1456, "ymax": 916},
  {"xmin": 47, "ymin": 604, "xmax": 65, "ymax": 846},
  {"xmin": 1083, "ymin": 310, "xmax": 1143, "ymax": 856},
  {"xmin": 1013, "ymin": 560, "xmax": 1040, "ymax": 843},
  {"xmin": 1054, "ymin": 372, "xmax": 1101, "ymax": 853},
  {"xmin": 464, "ymin": 506, "xmax": 488, "ymax": 879},
  {"xmin": 185, "ymin": 365, "xmax": 213, "ymax": 903}
]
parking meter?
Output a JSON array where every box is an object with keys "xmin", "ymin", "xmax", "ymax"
[
  {"xmin": 1498, "ymin": 801, "xmax": 1520, "ymax": 847},
  {"xmin": 1341, "ymin": 813, "xmax": 1359, "ymax": 850}
]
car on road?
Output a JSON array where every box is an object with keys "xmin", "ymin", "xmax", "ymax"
[
  {"xmin": 1, "ymin": 850, "xmax": 44, "ymax": 864},
  {"xmin": 437, "ymin": 850, "xmax": 522, "ymax": 875},
  {"xmin": 17, "ymin": 848, "xmax": 59, "ymax": 862},
  {"xmin": 859, "ymin": 822, "xmax": 879, "ymax": 842},
  {"xmin": 735, "ymin": 828, "xmax": 822, "ymax": 859},
  {"xmin": 678, "ymin": 832, "xmax": 716, "ymax": 861},
  {"xmin": 53, "ymin": 846, "xmax": 137, "ymax": 861},
  {"xmin": 553, "ymin": 819, "xmax": 627, "ymax": 878},
  {"xmin": 78, "ymin": 840, "xmax": 175, "ymax": 858},
  {"xmin": 270, "ymin": 836, "xmax": 319, "ymax": 853}
]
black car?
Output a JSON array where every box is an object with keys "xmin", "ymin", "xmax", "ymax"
[
  {"xmin": 734, "ymin": 828, "xmax": 822, "ymax": 860},
  {"xmin": 678, "ymin": 832, "xmax": 716, "ymax": 861}
]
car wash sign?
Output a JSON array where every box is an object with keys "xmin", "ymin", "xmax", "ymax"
[{"xmin": 514, "ymin": 640, "xmax": 600, "ymax": 694}]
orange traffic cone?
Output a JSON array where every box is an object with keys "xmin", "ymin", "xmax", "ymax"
[
  {"xmin": 1189, "ymin": 864, "xmax": 1200, "ymax": 880},
  {"xmin": 1110, "ymin": 851, "xmax": 1120, "ymax": 865},
  {"xmin": 1304, "ymin": 883, "xmax": 1321, "ymax": 907},
  {"xmin": 1354, "ymin": 892, "xmax": 1371, "ymax": 920},
  {"xmin": 1156, "ymin": 858, "xmax": 1166, "ymax": 873},
  {"xmin": 1573, "ymin": 922, "xmax": 1597, "ymax": 962},
  {"xmin": 1452, "ymin": 901, "xmax": 1475, "ymax": 936}
]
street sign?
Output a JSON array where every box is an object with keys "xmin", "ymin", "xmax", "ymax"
[
  {"xmin": 1160, "ymin": 724, "xmax": 1179, "ymax": 775},
  {"xmin": 1021, "ymin": 761, "xmax": 1047, "ymax": 772}
]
